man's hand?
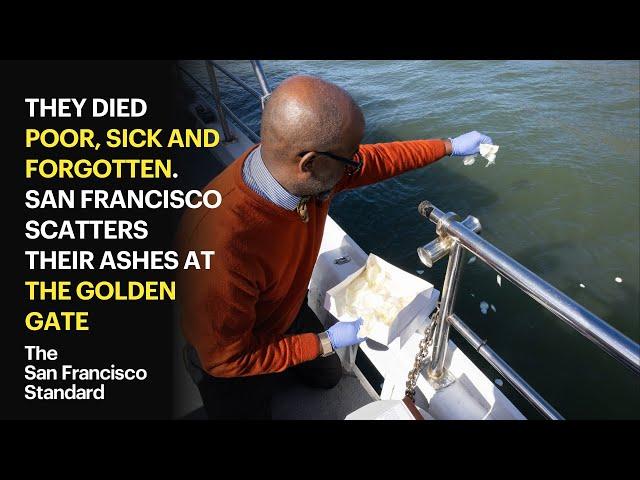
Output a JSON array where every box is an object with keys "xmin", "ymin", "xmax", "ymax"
[
  {"xmin": 326, "ymin": 318, "xmax": 366, "ymax": 349},
  {"xmin": 450, "ymin": 131, "xmax": 493, "ymax": 156}
]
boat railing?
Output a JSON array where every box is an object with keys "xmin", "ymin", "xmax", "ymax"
[
  {"xmin": 176, "ymin": 60, "xmax": 271, "ymax": 144},
  {"xmin": 417, "ymin": 201, "xmax": 640, "ymax": 419},
  {"xmin": 177, "ymin": 60, "xmax": 640, "ymax": 420}
]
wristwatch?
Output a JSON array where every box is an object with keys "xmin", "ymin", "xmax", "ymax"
[
  {"xmin": 318, "ymin": 331, "xmax": 335, "ymax": 357},
  {"xmin": 441, "ymin": 138, "xmax": 453, "ymax": 156}
]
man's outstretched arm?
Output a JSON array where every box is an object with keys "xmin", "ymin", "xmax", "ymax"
[{"xmin": 335, "ymin": 131, "xmax": 492, "ymax": 192}]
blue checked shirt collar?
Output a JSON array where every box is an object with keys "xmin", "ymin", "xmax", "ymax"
[{"xmin": 242, "ymin": 145, "xmax": 301, "ymax": 211}]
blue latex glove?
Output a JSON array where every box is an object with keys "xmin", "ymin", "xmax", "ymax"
[
  {"xmin": 450, "ymin": 131, "xmax": 493, "ymax": 156},
  {"xmin": 326, "ymin": 318, "xmax": 366, "ymax": 349}
]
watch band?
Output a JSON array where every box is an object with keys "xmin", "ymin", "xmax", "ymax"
[
  {"xmin": 318, "ymin": 331, "xmax": 334, "ymax": 357},
  {"xmin": 441, "ymin": 137, "xmax": 453, "ymax": 156}
]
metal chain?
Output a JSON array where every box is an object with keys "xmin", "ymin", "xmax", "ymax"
[{"xmin": 405, "ymin": 302, "xmax": 440, "ymax": 400}]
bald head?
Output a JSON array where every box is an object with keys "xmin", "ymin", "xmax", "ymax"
[
  {"xmin": 258, "ymin": 75, "xmax": 365, "ymax": 197},
  {"xmin": 261, "ymin": 75, "xmax": 364, "ymax": 154}
]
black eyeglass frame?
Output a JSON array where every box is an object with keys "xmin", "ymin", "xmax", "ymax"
[{"xmin": 299, "ymin": 149, "xmax": 363, "ymax": 175}]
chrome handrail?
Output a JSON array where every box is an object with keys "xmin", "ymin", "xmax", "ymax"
[
  {"xmin": 177, "ymin": 65, "xmax": 261, "ymax": 143},
  {"xmin": 205, "ymin": 61, "xmax": 233, "ymax": 142},
  {"xmin": 249, "ymin": 60, "xmax": 272, "ymax": 108},
  {"xmin": 448, "ymin": 313, "xmax": 564, "ymax": 419},
  {"xmin": 417, "ymin": 200, "xmax": 640, "ymax": 418},
  {"xmin": 209, "ymin": 60, "xmax": 272, "ymax": 109},
  {"xmin": 209, "ymin": 60, "xmax": 263, "ymax": 101},
  {"xmin": 250, "ymin": 60, "xmax": 272, "ymax": 97},
  {"xmin": 178, "ymin": 61, "xmax": 272, "ymax": 143}
]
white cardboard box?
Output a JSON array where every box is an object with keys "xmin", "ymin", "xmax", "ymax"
[{"xmin": 323, "ymin": 254, "xmax": 439, "ymax": 345}]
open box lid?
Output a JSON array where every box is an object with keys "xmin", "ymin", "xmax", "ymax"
[{"xmin": 324, "ymin": 253, "xmax": 439, "ymax": 345}]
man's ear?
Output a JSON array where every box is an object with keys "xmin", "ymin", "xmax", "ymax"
[{"xmin": 298, "ymin": 151, "xmax": 316, "ymax": 173}]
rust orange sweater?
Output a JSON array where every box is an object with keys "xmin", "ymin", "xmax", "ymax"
[{"xmin": 176, "ymin": 139, "xmax": 448, "ymax": 377}]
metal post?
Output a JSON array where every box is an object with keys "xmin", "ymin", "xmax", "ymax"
[
  {"xmin": 428, "ymin": 241, "xmax": 464, "ymax": 380},
  {"xmin": 178, "ymin": 66, "xmax": 260, "ymax": 143},
  {"xmin": 205, "ymin": 61, "xmax": 234, "ymax": 142},
  {"xmin": 209, "ymin": 61, "xmax": 263, "ymax": 100},
  {"xmin": 250, "ymin": 60, "xmax": 272, "ymax": 96},
  {"xmin": 250, "ymin": 60, "xmax": 272, "ymax": 109}
]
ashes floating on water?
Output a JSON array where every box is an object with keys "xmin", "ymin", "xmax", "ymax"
[
  {"xmin": 468, "ymin": 256, "xmax": 477, "ymax": 264},
  {"xmin": 579, "ymin": 283, "xmax": 586, "ymax": 288},
  {"xmin": 416, "ymin": 269, "xmax": 424, "ymax": 275},
  {"xmin": 480, "ymin": 301, "xmax": 489, "ymax": 315},
  {"xmin": 491, "ymin": 304, "xmax": 496, "ymax": 312},
  {"xmin": 615, "ymin": 277, "xmax": 623, "ymax": 283},
  {"xmin": 496, "ymin": 274, "xmax": 502, "ymax": 287}
]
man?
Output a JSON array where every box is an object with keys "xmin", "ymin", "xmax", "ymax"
[{"xmin": 176, "ymin": 75, "xmax": 492, "ymax": 419}]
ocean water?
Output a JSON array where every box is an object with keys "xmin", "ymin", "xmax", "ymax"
[{"xmin": 181, "ymin": 60, "xmax": 639, "ymax": 419}]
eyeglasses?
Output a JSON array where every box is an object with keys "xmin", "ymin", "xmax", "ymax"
[{"xmin": 299, "ymin": 149, "xmax": 362, "ymax": 175}]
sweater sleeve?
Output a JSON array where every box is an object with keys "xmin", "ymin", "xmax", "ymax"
[
  {"xmin": 334, "ymin": 139, "xmax": 448, "ymax": 192},
  {"xmin": 181, "ymin": 246, "xmax": 321, "ymax": 378}
]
